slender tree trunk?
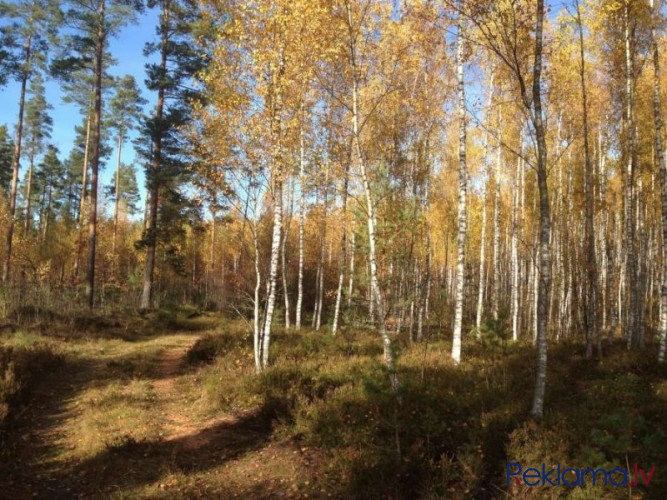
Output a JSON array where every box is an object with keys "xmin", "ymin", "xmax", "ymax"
[
  {"xmin": 452, "ymin": 22, "xmax": 467, "ymax": 364},
  {"xmin": 315, "ymin": 169, "xmax": 328, "ymax": 330},
  {"xmin": 531, "ymin": 0, "xmax": 551, "ymax": 421},
  {"xmin": 73, "ymin": 111, "xmax": 92, "ymax": 279},
  {"xmin": 207, "ymin": 211, "xmax": 215, "ymax": 306},
  {"xmin": 43, "ymin": 182, "xmax": 52, "ymax": 241},
  {"xmin": 346, "ymin": 0, "xmax": 396, "ymax": 390},
  {"xmin": 651, "ymin": 0, "xmax": 667, "ymax": 362},
  {"xmin": 112, "ymin": 131, "xmax": 123, "ymax": 255},
  {"xmin": 141, "ymin": 2, "xmax": 169, "ymax": 310},
  {"xmin": 492, "ymin": 103, "xmax": 502, "ymax": 320},
  {"xmin": 281, "ymin": 184, "xmax": 292, "ymax": 329},
  {"xmin": 296, "ymin": 116, "xmax": 306, "ymax": 329},
  {"xmin": 79, "ymin": 112, "xmax": 92, "ymax": 227},
  {"xmin": 624, "ymin": 3, "xmax": 639, "ymax": 348},
  {"xmin": 511, "ymin": 144, "xmax": 521, "ymax": 341},
  {"xmin": 262, "ymin": 178, "xmax": 282, "ymax": 367},
  {"xmin": 476, "ymin": 167, "xmax": 489, "ymax": 332},
  {"xmin": 598, "ymin": 124, "xmax": 609, "ymax": 334},
  {"xmin": 3, "ymin": 35, "xmax": 31, "ymax": 284},
  {"xmin": 24, "ymin": 151, "xmax": 35, "ymax": 232},
  {"xmin": 38, "ymin": 182, "xmax": 46, "ymax": 236},
  {"xmin": 259, "ymin": 40, "xmax": 285, "ymax": 370},
  {"xmin": 86, "ymin": 0, "xmax": 106, "ymax": 309},
  {"xmin": 576, "ymin": 0, "xmax": 598, "ymax": 359},
  {"xmin": 475, "ymin": 73, "xmax": 494, "ymax": 333},
  {"xmin": 332, "ymin": 162, "xmax": 350, "ymax": 335},
  {"xmin": 348, "ymin": 220, "xmax": 356, "ymax": 307},
  {"xmin": 311, "ymin": 187, "xmax": 321, "ymax": 328},
  {"xmin": 253, "ymin": 224, "xmax": 262, "ymax": 372},
  {"xmin": 419, "ymin": 156, "xmax": 432, "ymax": 341}
]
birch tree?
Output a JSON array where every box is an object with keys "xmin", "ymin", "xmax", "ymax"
[
  {"xmin": 651, "ymin": 0, "xmax": 667, "ymax": 362},
  {"xmin": 451, "ymin": 18, "xmax": 467, "ymax": 364},
  {"xmin": 464, "ymin": 0, "xmax": 551, "ymax": 419}
]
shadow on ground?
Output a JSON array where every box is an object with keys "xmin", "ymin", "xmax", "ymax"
[{"xmin": 2, "ymin": 371, "xmax": 274, "ymax": 498}]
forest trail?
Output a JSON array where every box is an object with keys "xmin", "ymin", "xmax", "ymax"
[
  {"xmin": 151, "ymin": 336, "xmax": 234, "ymax": 451},
  {"xmin": 1, "ymin": 321, "xmax": 318, "ymax": 498}
]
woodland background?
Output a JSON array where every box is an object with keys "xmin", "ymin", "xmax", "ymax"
[{"xmin": 1, "ymin": 0, "xmax": 667, "ymax": 497}]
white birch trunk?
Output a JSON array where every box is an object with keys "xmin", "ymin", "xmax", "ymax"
[
  {"xmin": 651, "ymin": 0, "xmax": 667, "ymax": 361},
  {"xmin": 624, "ymin": 4, "xmax": 639, "ymax": 349},
  {"xmin": 452, "ymin": 22, "xmax": 467, "ymax": 364},
  {"xmin": 492, "ymin": 104, "xmax": 502, "ymax": 320},
  {"xmin": 296, "ymin": 117, "xmax": 306, "ymax": 330},
  {"xmin": 281, "ymin": 184, "xmax": 293, "ymax": 329},
  {"xmin": 332, "ymin": 164, "xmax": 350, "ymax": 335},
  {"xmin": 511, "ymin": 147, "xmax": 521, "ymax": 341},
  {"xmin": 253, "ymin": 223, "xmax": 262, "ymax": 373},
  {"xmin": 260, "ymin": 44, "xmax": 285, "ymax": 370},
  {"xmin": 475, "ymin": 74, "xmax": 494, "ymax": 333},
  {"xmin": 531, "ymin": 0, "xmax": 551, "ymax": 420},
  {"xmin": 346, "ymin": 0, "xmax": 397, "ymax": 389},
  {"xmin": 348, "ymin": 221, "xmax": 356, "ymax": 308}
]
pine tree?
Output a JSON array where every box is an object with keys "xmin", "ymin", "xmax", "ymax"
[
  {"xmin": 33, "ymin": 144, "xmax": 65, "ymax": 240},
  {"xmin": 138, "ymin": 0, "xmax": 206, "ymax": 310},
  {"xmin": 0, "ymin": 126, "xmax": 14, "ymax": 193},
  {"xmin": 0, "ymin": 0, "xmax": 61, "ymax": 283},
  {"xmin": 108, "ymin": 75, "xmax": 145, "ymax": 253},
  {"xmin": 62, "ymin": 0, "xmax": 143, "ymax": 307},
  {"xmin": 22, "ymin": 71, "xmax": 53, "ymax": 232}
]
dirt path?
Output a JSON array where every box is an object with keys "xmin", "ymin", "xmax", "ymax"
[
  {"xmin": 152, "ymin": 338, "xmax": 234, "ymax": 450},
  {"xmin": 1, "ymin": 326, "xmax": 318, "ymax": 498}
]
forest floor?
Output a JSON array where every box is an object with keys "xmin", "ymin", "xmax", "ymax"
[
  {"xmin": 0, "ymin": 312, "xmax": 322, "ymax": 498},
  {"xmin": 2, "ymin": 309, "xmax": 667, "ymax": 499}
]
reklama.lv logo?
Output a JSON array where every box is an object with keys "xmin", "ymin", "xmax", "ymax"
[{"xmin": 506, "ymin": 463, "xmax": 656, "ymax": 487}]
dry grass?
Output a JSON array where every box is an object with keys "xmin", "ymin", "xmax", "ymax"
[{"xmin": 1, "ymin": 311, "xmax": 667, "ymax": 498}]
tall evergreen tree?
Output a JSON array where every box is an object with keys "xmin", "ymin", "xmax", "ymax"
[
  {"xmin": 138, "ymin": 0, "xmax": 207, "ymax": 310},
  {"xmin": 0, "ymin": 0, "xmax": 61, "ymax": 283},
  {"xmin": 0, "ymin": 126, "xmax": 14, "ymax": 194},
  {"xmin": 105, "ymin": 163, "xmax": 140, "ymax": 213},
  {"xmin": 108, "ymin": 75, "xmax": 145, "ymax": 253},
  {"xmin": 34, "ymin": 145, "xmax": 65, "ymax": 240},
  {"xmin": 22, "ymin": 72, "xmax": 53, "ymax": 232},
  {"xmin": 62, "ymin": 0, "xmax": 143, "ymax": 307}
]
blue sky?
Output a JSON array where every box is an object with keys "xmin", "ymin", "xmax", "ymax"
[{"xmin": 0, "ymin": 6, "xmax": 161, "ymax": 213}]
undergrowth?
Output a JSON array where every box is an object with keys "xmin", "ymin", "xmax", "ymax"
[
  {"xmin": 0, "ymin": 339, "xmax": 64, "ymax": 431},
  {"xmin": 192, "ymin": 326, "xmax": 667, "ymax": 499}
]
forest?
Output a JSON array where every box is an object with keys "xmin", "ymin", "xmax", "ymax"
[{"xmin": 1, "ymin": 0, "xmax": 667, "ymax": 497}]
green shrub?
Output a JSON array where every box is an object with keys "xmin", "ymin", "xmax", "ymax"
[{"xmin": 194, "ymin": 324, "xmax": 667, "ymax": 498}]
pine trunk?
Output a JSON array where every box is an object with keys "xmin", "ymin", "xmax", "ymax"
[
  {"xmin": 141, "ymin": 2, "xmax": 169, "ymax": 310},
  {"xmin": 85, "ymin": 0, "xmax": 106, "ymax": 309},
  {"xmin": 3, "ymin": 35, "xmax": 31, "ymax": 284},
  {"xmin": 112, "ymin": 131, "xmax": 123, "ymax": 255},
  {"xmin": 24, "ymin": 152, "xmax": 35, "ymax": 232},
  {"xmin": 73, "ymin": 111, "xmax": 92, "ymax": 279}
]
